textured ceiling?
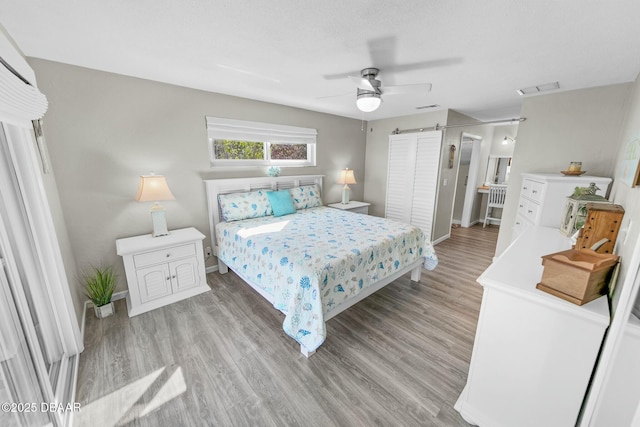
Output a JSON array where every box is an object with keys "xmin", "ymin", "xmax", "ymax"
[{"xmin": 2, "ymin": 0, "xmax": 640, "ymax": 121}]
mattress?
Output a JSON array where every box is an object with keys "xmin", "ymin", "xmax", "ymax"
[{"xmin": 215, "ymin": 206, "xmax": 438, "ymax": 352}]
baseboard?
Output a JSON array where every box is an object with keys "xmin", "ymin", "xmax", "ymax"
[
  {"xmin": 111, "ymin": 290, "xmax": 128, "ymax": 301},
  {"xmin": 206, "ymin": 265, "xmax": 219, "ymax": 274},
  {"xmin": 451, "ymin": 219, "xmax": 462, "ymax": 225}
]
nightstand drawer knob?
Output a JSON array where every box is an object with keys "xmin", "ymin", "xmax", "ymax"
[{"xmin": 166, "ymin": 253, "xmax": 170, "ymax": 258}]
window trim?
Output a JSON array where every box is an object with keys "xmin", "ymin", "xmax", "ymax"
[{"xmin": 206, "ymin": 116, "xmax": 317, "ymax": 167}]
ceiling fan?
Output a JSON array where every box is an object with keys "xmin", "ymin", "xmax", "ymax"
[
  {"xmin": 322, "ymin": 37, "xmax": 461, "ymax": 113},
  {"xmin": 349, "ymin": 67, "xmax": 432, "ymax": 112}
]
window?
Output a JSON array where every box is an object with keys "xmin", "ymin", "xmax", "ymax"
[{"xmin": 206, "ymin": 116, "xmax": 317, "ymax": 167}]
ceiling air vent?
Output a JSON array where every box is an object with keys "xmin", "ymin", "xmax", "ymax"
[
  {"xmin": 416, "ymin": 104, "xmax": 440, "ymax": 110},
  {"xmin": 516, "ymin": 81, "xmax": 560, "ymax": 96}
]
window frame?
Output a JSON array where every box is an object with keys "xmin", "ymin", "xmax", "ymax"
[{"xmin": 206, "ymin": 116, "xmax": 317, "ymax": 168}]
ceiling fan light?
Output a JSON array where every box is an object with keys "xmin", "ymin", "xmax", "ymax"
[{"xmin": 356, "ymin": 92, "xmax": 381, "ymax": 112}]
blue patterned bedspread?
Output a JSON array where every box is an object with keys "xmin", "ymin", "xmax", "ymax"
[{"xmin": 215, "ymin": 206, "xmax": 438, "ymax": 352}]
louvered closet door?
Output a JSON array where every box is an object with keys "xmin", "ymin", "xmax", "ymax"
[
  {"xmin": 410, "ymin": 132, "xmax": 442, "ymax": 241},
  {"xmin": 385, "ymin": 135, "xmax": 416, "ymax": 224},
  {"xmin": 386, "ymin": 131, "xmax": 442, "ymax": 241}
]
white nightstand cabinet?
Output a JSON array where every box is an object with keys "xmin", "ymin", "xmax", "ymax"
[
  {"xmin": 327, "ymin": 201, "xmax": 370, "ymax": 214},
  {"xmin": 116, "ymin": 227, "xmax": 210, "ymax": 317}
]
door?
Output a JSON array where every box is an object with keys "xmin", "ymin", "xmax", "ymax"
[
  {"xmin": 385, "ymin": 134, "xmax": 415, "ymax": 225},
  {"xmin": 170, "ymin": 258, "xmax": 199, "ymax": 292},
  {"xmin": 136, "ymin": 264, "xmax": 172, "ymax": 303},
  {"xmin": 459, "ymin": 134, "xmax": 483, "ymax": 228},
  {"xmin": 386, "ymin": 131, "xmax": 442, "ymax": 241},
  {"xmin": 0, "ymin": 253, "xmax": 53, "ymax": 427},
  {"xmin": 452, "ymin": 138, "xmax": 474, "ymax": 224}
]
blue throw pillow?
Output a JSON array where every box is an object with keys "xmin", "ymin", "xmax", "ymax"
[{"xmin": 267, "ymin": 190, "xmax": 296, "ymax": 217}]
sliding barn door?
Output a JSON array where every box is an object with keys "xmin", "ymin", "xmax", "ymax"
[{"xmin": 385, "ymin": 131, "xmax": 442, "ymax": 241}]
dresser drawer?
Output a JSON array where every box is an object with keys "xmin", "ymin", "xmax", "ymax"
[
  {"xmin": 528, "ymin": 181, "xmax": 544, "ymax": 203},
  {"xmin": 521, "ymin": 178, "xmax": 544, "ymax": 202},
  {"xmin": 516, "ymin": 196, "xmax": 529, "ymax": 217},
  {"xmin": 512, "ymin": 214, "xmax": 532, "ymax": 241},
  {"xmin": 524, "ymin": 200, "xmax": 540, "ymax": 223},
  {"xmin": 133, "ymin": 243, "xmax": 196, "ymax": 268}
]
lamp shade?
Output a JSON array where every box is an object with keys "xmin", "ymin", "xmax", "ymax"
[
  {"xmin": 337, "ymin": 169, "xmax": 356, "ymax": 185},
  {"xmin": 356, "ymin": 93, "xmax": 381, "ymax": 112},
  {"xmin": 135, "ymin": 175, "xmax": 175, "ymax": 202}
]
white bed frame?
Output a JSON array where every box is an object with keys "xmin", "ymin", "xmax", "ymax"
[{"xmin": 204, "ymin": 175, "xmax": 422, "ymax": 357}]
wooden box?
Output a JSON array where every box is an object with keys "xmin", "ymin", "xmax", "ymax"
[
  {"xmin": 574, "ymin": 203, "xmax": 625, "ymax": 254},
  {"xmin": 536, "ymin": 249, "xmax": 619, "ymax": 305}
]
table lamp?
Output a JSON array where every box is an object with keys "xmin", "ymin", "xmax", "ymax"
[
  {"xmin": 337, "ymin": 168, "xmax": 356, "ymax": 204},
  {"xmin": 135, "ymin": 174, "xmax": 175, "ymax": 237}
]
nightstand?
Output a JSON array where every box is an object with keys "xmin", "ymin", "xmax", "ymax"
[
  {"xmin": 116, "ymin": 227, "xmax": 210, "ymax": 317},
  {"xmin": 327, "ymin": 201, "xmax": 370, "ymax": 215}
]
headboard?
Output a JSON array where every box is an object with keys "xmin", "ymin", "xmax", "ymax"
[{"xmin": 204, "ymin": 175, "xmax": 324, "ymax": 256}]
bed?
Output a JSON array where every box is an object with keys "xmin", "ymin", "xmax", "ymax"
[{"xmin": 205, "ymin": 175, "xmax": 438, "ymax": 356}]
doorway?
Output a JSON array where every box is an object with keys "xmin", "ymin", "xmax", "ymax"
[{"xmin": 452, "ymin": 133, "xmax": 482, "ymax": 228}]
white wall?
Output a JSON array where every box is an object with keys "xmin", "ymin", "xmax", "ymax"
[
  {"xmin": 585, "ymin": 72, "xmax": 640, "ymax": 427},
  {"xmin": 489, "ymin": 124, "xmax": 517, "ymax": 158},
  {"xmin": 29, "ymin": 58, "xmax": 368, "ymax": 314},
  {"xmin": 495, "ymin": 84, "xmax": 632, "ymax": 255},
  {"xmin": 609, "ymin": 73, "xmax": 640, "ymax": 314}
]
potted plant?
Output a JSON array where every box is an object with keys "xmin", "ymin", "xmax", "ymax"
[{"xmin": 83, "ymin": 265, "xmax": 117, "ymax": 318}]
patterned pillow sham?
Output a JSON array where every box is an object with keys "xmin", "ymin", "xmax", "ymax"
[
  {"xmin": 218, "ymin": 190, "xmax": 273, "ymax": 222},
  {"xmin": 289, "ymin": 184, "xmax": 323, "ymax": 210}
]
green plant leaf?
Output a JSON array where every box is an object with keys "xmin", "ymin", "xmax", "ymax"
[{"xmin": 82, "ymin": 265, "xmax": 117, "ymax": 307}]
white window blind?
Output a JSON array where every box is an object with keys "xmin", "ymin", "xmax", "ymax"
[
  {"xmin": 0, "ymin": 60, "xmax": 48, "ymax": 124},
  {"xmin": 206, "ymin": 116, "xmax": 317, "ymax": 144}
]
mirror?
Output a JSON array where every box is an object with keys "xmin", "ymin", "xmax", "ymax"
[{"xmin": 485, "ymin": 156, "xmax": 512, "ymax": 185}]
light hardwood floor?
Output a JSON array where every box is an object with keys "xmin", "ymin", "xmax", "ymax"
[{"xmin": 76, "ymin": 224, "xmax": 499, "ymax": 426}]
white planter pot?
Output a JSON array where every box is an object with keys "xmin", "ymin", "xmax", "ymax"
[{"xmin": 94, "ymin": 302, "xmax": 114, "ymax": 319}]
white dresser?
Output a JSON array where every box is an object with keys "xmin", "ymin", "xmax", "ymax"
[
  {"xmin": 116, "ymin": 227, "xmax": 210, "ymax": 316},
  {"xmin": 513, "ymin": 173, "xmax": 612, "ymax": 240},
  {"xmin": 455, "ymin": 226, "xmax": 610, "ymax": 427}
]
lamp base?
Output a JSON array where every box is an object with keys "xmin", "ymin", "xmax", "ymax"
[
  {"xmin": 150, "ymin": 210, "xmax": 169, "ymax": 237},
  {"xmin": 341, "ymin": 185, "xmax": 351, "ymax": 204}
]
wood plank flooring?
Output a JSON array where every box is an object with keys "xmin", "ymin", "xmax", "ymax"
[{"xmin": 76, "ymin": 224, "xmax": 499, "ymax": 427}]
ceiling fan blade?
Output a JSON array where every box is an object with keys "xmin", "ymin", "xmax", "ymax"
[
  {"xmin": 367, "ymin": 36, "xmax": 397, "ymax": 85},
  {"xmin": 316, "ymin": 92, "xmax": 352, "ymax": 100},
  {"xmin": 383, "ymin": 83, "xmax": 432, "ymax": 96},
  {"xmin": 349, "ymin": 75, "xmax": 375, "ymax": 91},
  {"xmin": 323, "ymin": 70, "xmax": 362, "ymax": 80},
  {"xmin": 323, "ymin": 57, "xmax": 462, "ymax": 81},
  {"xmin": 383, "ymin": 58, "xmax": 463, "ymax": 74}
]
